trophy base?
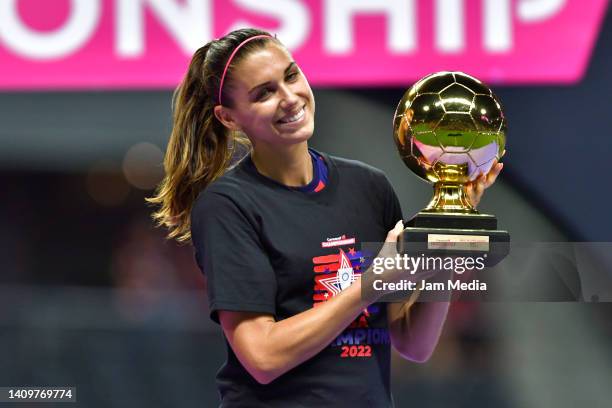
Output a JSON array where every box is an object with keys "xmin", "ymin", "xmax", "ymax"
[{"xmin": 399, "ymin": 212, "xmax": 510, "ymax": 266}]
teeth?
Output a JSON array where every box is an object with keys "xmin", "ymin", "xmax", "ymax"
[{"xmin": 280, "ymin": 108, "xmax": 305, "ymax": 123}]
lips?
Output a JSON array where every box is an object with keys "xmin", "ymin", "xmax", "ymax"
[{"xmin": 277, "ymin": 106, "xmax": 305, "ymax": 124}]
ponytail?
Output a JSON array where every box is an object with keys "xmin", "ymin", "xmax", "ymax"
[{"xmin": 147, "ymin": 28, "xmax": 274, "ymax": 242}]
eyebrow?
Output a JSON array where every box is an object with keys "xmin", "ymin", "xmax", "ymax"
[{"xmin": 247, "ymin": 62, "xmax": 297, "ymax": 95}]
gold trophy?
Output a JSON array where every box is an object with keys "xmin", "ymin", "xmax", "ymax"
[{"xmin": 394, "ymin": 71, "xmax": 509, "ymax": 264}]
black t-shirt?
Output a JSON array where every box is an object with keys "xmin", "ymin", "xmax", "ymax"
[{"xmin": 191, "ymin": 150, "xmax": 403, "ymax": 408}]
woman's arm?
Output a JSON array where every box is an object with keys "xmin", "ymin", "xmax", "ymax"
[
  {"xmin": 219, "ymin": 276, "xmax": 371, "ymax": 384},
  {"xmin": 218, "ymin": 223, "xmax": 406, "ymax": 385},
  {"xmin": 386, "ymin": 235, "xmax": 449, "ymax": 363},
  {"xmin": 387, "ymin": 299, "xmax": 449, "ymax": 363}
]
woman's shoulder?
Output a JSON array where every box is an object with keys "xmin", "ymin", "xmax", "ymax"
[
  {"xmin": 319, "ymin": 152, "xmax": 397, "ymax": 199},
  {"xmin": 192, "ymin": 162, "xmax": 255, "ymax": 213},
  {"xmin": 324, "ymin": 152, "xmax": 388, "ymax": 181}
]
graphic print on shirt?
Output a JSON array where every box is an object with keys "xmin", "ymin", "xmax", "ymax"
[
  {"xmin": 316, "ymin": 248, "xmax": 355, "ymax": 296},
  {"xmin": 313, "ymin": 234, "xmax": 390, "ymax": 358}
]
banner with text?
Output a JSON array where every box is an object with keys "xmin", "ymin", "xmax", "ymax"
[{"xmin": 0, "ymin": 0, "xmax": 608, "ymax": 89}]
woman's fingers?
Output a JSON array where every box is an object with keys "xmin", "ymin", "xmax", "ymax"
[
  {"xmin": 474, "ymin": 174, "xmax": 485, "ymax": 196},
  {"xmin": 466, "ymin": 159, "xmax": 504, "ymax": 208},
  {"xmin": 385, "ymin": 220, "xmax": 404, "ymax": 243},
  {"xmin": 466, "ymin": 179, "xmax": 475, "ymax": 203},
  {"xmin": 484, "ymin": 161, "xmax": 503, "ymax": 188},
  {"xmin": 465, "ymin": 172, "xmax": 483, "ymax": 207}
]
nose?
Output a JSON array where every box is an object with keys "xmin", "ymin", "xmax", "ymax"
[{"xmin": 279, "ymin": 84, "xmax": 300, "ymax": 111}]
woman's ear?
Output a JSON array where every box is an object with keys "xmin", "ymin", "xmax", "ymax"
[{"xmin": 214, "ymin": 105, "xmax": 241, "ymax": 132}]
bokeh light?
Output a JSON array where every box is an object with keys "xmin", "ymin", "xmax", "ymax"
[{"xmin": 122, "ymin": 142, "xmax": 164, "ymax": 190}]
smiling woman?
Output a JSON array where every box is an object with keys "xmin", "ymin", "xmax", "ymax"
[
  {"xmin": 146, "ymin": 28, "xmax": 501, "ymax": 408},
  {"xmin": 213, "ymin": 36, "xmax": 316, "ymax": 159}
]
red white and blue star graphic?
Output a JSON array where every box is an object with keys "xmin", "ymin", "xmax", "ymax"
[
  {"xmin": 312, "ymin": 238, "xmax": 372, "ymax": 304},
  {"xmin": 316, "ymin": 248, "xmax": 356, "ymax": 296}
]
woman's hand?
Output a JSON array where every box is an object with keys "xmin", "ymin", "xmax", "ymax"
[
  {"xmin": 465, "ymin": 153, "xmax": 505, "ymax": 208},
  {"xmin": 361, "ymin": 221, "xmax": 439, "ymax": 303}
]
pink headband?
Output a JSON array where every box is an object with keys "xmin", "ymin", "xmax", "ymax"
[{"xmin": 218, "ymin": 34, "xmax": 272, "ymax": 105}]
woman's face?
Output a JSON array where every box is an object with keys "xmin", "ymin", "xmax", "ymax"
[{"xmin": 217, "ymin": 42, "xmax": 315, "ymax": 148}]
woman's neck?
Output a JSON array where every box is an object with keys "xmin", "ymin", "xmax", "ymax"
[{"xmin": 251, "ymin": 142, "xmax": 312, "ymax": 187}]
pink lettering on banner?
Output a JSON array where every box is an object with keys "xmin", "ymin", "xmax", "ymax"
[{"xmin": 0, "ymin": 0, "xmax": 608, "ymax": 90}]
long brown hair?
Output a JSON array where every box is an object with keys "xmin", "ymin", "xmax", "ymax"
[{"xmin": 147, "ymin": 28, "xmax": 277, "ymax": 242}]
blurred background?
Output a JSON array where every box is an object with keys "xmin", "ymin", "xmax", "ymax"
[{"xmin": 1, "ymin": 0, "xmax": 611, "ymax": 407}]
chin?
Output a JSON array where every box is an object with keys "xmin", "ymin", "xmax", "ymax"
[
  {"xmin": 288, "ymin": 125, "xmax": 314, "ymax": 144},
  {"xmin": 277, "ymin": 133, "xmax": 311, "ymax": 147},
  {"xmin": 276, "ymin": 120, "xmax": 314, "ymax": 144}
]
